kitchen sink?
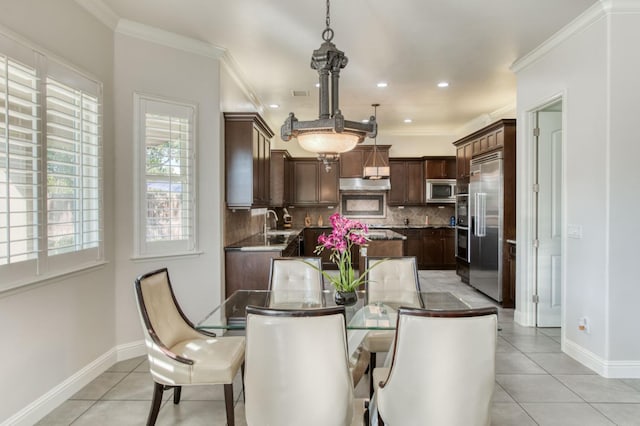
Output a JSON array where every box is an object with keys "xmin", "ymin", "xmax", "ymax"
[{"xmin": 266, "ymin": 230, "xmax": 296, "ymax": 237}]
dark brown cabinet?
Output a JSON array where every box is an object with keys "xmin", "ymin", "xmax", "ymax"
[
  {"xmin": 270, "ymin": 150, "xmax": 291, "ymax": 207},
  {"xmin": 503, "ymin": 241, "xmax": 516, "ymax": 308},
  {"xmin": 224, "ymin": 112, "xmax": 274, "ymax": 208},
  {"xmin": 394, "ymin": 227, "xmax": 455, "ymax": 270},
  {"xmin": 291, "ymin": 159, "xmax": 339, "ymax": 206},
  {"xmin": 425, "ymin": 157, "xmax": 456, "ymax": 179},
  {"xmin": 339, "ymin": 145, "xmax": 390, "ymax": 178},
  {"xmin": 422, "ymin": 228, "xmax": 456, "ymax": 269},
  {"xmin": 388, "ymin": 159, "xmax": 424, "ymax": 205}
]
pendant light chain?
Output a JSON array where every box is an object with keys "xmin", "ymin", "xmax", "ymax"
[
  {"xmin": 323, "ymin": 0, "xmax": 334, "ymax": 42},
  {"xmin": 372, "ymin": 103, "xmax": 379, "ymax": 167}
]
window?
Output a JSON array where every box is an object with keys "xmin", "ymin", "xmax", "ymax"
[
  {"xmin": 135, "ymin": 95, "xmax": 196, "ymax": 257},
  {"xmin": 0, "ymin": 32, "xmax": 103, "ymax": 290}
]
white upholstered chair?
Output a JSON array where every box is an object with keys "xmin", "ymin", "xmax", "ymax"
[
  {"xmin": 244, "ymin": 305, "xmax": 368, "ymax": 426},
  {"xmin": 373, "ymin": 307, "xmax": 498, "ymax": 426},
  {"xmin": 267, "ymin": 257, "xmax": 324, "ymax": 307},
  {"xmin": 363, "ymin": 256, "xmax": 421, "ymax": 395},
  {"xmin": 134, "ymin": 268, "xmax": 245, "ymax": 426}
]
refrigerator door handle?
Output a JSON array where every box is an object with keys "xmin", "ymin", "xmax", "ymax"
[{"xmin": 478, "ymin": 193, "xmax": 486, "ymax": 237}]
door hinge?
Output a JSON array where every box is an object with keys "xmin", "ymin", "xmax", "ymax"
[
  {"xmin": 533, "ymin": 239, "xmax": 539, "ymax": 248},
  {"xmin": 532, "ymin": 294, "xmax": 539, "ymax": 303},
  {"xmin": 532, "ymin": 184, "xmax": 540, "ymax": 193},
  {"xmin": 533, "ymin": 127, "xmax": 540, "ymax": 137}
]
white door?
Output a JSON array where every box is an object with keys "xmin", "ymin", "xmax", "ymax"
[{"xmin": 536, "ymin": 104, "xmax": 563, "ymax": 327}]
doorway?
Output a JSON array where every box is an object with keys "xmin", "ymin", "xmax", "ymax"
[{"xmin": 533, "ymin": 100, "xmax": 563, "ymax": 327}]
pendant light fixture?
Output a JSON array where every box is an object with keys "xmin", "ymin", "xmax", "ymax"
[
  {"xmin": 281, "ymin": 0, "xmax": 377, "ymax": 171},
  {"xmin": 363, "ymin": 103, "xmax": 390, "ymax": 179}
]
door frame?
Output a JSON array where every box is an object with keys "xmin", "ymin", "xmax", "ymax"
[{"xmin": 515, "ymin": 92, "xmax": 567, "ymax": 334}]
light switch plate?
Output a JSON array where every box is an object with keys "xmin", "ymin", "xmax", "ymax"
[{"xmin": 567, "ymin": 224, "xmax": 582, "ymax": 239}]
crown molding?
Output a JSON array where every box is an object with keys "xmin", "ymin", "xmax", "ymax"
[
  {"xmin": 220, "ymin": 50, "xmax": 264, "ymax": 112},
  {"xmin": 74, "ymin": 0, "xmax": 119, "ymax": 30},
  {"xmin": 114, "ymin": 19, "xmax": 226, "ymax": 60},
  {"xmin": 511, "ymin": 1, "xmax": 606, "ymax": 73},
  {"xmin": 511, "ymin": 0, "xmax": 640, "ymax": 73}
]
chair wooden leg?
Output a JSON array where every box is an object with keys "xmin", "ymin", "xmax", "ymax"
[
  {"xmin": 173, "ymin": 385, "xmax": 182, "ymax": 404},
  {"xmin": 224, "ymin": 383, "xmax": 235, "ymax": 426},
  {"xmin": 378, "ymin": 412, "xmax": 385, "ymax": 426},
  {"xmin": 369, "ymin": 352, "xmax": 377, "ymax": 397},
  {"xmin": 241, "ymin": 362, "xmax": 246, "ymax": 403},
  {"xmin": 147, "ymin": 382, "xmax": 164, "ymax": 426}
]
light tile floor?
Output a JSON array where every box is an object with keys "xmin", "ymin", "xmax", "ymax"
[{"xmin": 37, "ymin": 271, "xmax": 640, "ymax": 425}]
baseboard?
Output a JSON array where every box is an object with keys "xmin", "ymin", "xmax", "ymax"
[
  {"xmin": 564, "ymin": 339, "xmax": 640, "ymax": 378},
  {"xmin": 2, "ymin": 340, "xmax": 145, "ymax": 426}
]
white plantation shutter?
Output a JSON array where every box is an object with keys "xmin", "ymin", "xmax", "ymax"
[
  {"xmin": 0, "ymin": 55, "xmax": 40, "ymax": 267},
  {"xmin": 136, "ymin": 95, "xmax": 196, "ymax": 256},
  {"xmin": 0, "ymin": 31, "xmax": 103, "ymax": 290},
  {"xmin": 46, "ymin": 77, "xmax": 101, "ymax": 256}
]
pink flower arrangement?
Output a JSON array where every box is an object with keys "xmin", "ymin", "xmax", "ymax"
[{"xmin": 313, "ymin": 213, "xmax": 371, "ymax": 292}]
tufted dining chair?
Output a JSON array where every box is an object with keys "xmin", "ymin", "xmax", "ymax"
[
  {"xmin": 134, "ymin": 268, "xmax": 245, "ymax": 426},
  {"xmin": 363, "ymin": 256, "xmax": 422, "ymax": 395},
  {"xmin": 373, "ymin": 306, "xmax": 498, "ymax": 426},
  {"xmin": 244, "ymin": 305, "xmax": 368, "ymax": 426},
  {"xmin": 267, "ymin": 257, "xmax": 324, "ymax": 307}
]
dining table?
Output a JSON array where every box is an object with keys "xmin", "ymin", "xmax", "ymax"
[
  {"xmin": 196, "ymin": 289, "xmax": 475, "ymax": 332},
  {"xmin": 196, "ymin": 288, "xmax": 490, "ymax": 377}
]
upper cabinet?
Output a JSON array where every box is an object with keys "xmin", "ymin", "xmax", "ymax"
[
  {"xmin": 339, "ymin": 145, "xmax": 390, "ymax": 178},
  {"xmin": 388, "ymin": 159, "xmax": 424, "ymax": 205},
  {"xmin": 290, "ymin": 159, "xmax": 339, "ymax": 206},
  {"xmin": 270, "ymin": 150, "xmax": 291, "ymax": 207},
  {"xmin": 425, "ymin": 157, "xmax": 456, "ymax": 179},
  {"xmin": 224, "ymin": 112, "xmax": 274, "ymax": 209},
  {"xmin": 453, "ymin": 119, "xmax": 515, "ymax": 185}
]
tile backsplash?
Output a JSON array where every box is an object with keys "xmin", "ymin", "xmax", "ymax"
[{"xmin": 224, "ymin": 203, "xmax": 455, "ymax": 245}]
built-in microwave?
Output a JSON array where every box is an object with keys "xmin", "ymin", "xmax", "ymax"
[{"xmin": 425, "ymin": 179, "xmax": 456, "ymax": 203}]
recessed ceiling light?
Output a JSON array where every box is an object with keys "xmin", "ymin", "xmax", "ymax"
[
  {"xmin": 377, "ymin": 82, "xmax": 388, "ymax": 88},
  {"xmin": 268, "ymin": 104, "xmax": 280, "ymax": 109},
  {"xmin": 404, "ymin": 119, "xmax": 413, "ymax": 123},
  {"xmin": 437, "ymin": 81, "xmax": 449, "ymax": 88},
  {"xmin": 315, "ymin": 83, "xmax": 320, "ymax": 88}
]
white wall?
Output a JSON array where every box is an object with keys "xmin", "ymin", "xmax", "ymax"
[
  {"xmin": 113, "ymin": 29, "xmax": 226, "ymax": 347},
  {"xmin": 0, "ymin": 0, "xmax": 115, "ymax": 422},
  {"xmin": 607, "ymin": 10, "xmax": 640, "ymax": 362},
  {"xmin": 514, "ymin": 1, "xmax": 640, "ymax": 376}
]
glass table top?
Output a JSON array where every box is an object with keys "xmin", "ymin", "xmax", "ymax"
[{"xmin": 196, "ymin": 290, "xmax": 475, "ymax": 331}]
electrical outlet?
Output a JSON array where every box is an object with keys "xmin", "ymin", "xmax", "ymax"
[{"xmin": 578, "ymin": 317, "xmax": 590, "ymax": 334}]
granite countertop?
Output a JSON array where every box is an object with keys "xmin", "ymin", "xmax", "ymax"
[
  {"xmin": 305, "ymin": 224, "xmax": 454, "ymax": 230},
  {"xmin": 225, "ymin": 229, "xmax": 302, "ymax": 252},
  {"xmin": 366, "ymin": 229, "xmax": 407, "ymax": 240}
]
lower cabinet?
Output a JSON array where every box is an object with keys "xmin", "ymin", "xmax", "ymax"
[
  {"xmin": 394, "ymin": 227, "xmax": 455, "ymax": 270},
  {"xmin": 503, "ymin": 241, "xmax": 516, "ymax": 308},
  {"xmin": 225, "ymin": 234, "xmax": 301, "ymax": 295}
]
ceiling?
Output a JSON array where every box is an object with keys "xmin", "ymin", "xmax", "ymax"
[{"xmin": 96, "ymin": 0, "xmax": 598, "ymax": 138}]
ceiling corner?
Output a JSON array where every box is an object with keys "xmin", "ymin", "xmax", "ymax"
[{"xmin": 75, "ymin": 0, "xmax": 120, "ymax": 30}]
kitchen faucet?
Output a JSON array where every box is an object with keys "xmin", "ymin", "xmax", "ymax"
[{"xmin": 264, "ymin": 209, "xmax": 278, "ymax": 235}]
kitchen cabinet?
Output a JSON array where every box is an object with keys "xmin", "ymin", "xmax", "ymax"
[
  {"xmin": 291, "ymin": 159, "xmax": 339, "ymax": 206},
  {"xmin": 453, "ymin": 119, "xmax": 514, "ymax": 186},
  {"xmin": 503, "ymin": 240, "xmax": 516, "ymax": 308},
  {"xmin": 394, "ymin": 227, "xmax": 455, "ymax": 270},
  {"xmin": 270, "ymin": 150, "xmax": 291, "ymax": 207},
  {"xmin": 339, "ymin": 145, "xmax": 390, "ymax": 178},
  {"xmin": 422, "ymin": 228, "xmax": 456, "ymax": 270},
  {"xmin": 388, "ymin": 159, "xmax": 424, "ymax": 205},
  {"xmin": 225, "ymin": 234, "xmax": 301, "ymax": 295},
  {"xmin": 224, "ymin": 112, "xmax": 274, "ymax": 208},
  {"xmin": 425, "ymin": 157, "xmax": 456, "ymax": 179}
]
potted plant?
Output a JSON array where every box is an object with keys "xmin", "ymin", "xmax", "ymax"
[{"xmin": 310, "ymin": 213, "xmax": 384, "ymax": 306}]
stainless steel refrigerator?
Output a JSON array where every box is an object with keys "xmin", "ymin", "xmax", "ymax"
[{"xmin": 469, "ymin": 151, "xmax": 503, "ymax": 302}]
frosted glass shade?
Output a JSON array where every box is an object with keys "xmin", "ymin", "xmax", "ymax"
[{"xmin": 297, "ymin": 131, "xmax": 359, "ymax": 154}]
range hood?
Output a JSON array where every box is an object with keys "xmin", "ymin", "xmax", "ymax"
[{"xmin": 339, "ymin": 177, "xmax": 391, "ymax": 191}]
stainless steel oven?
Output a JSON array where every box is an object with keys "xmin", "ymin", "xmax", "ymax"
[
  {"xmin": 456, "ymin": 226, "xmax": 469, "ymax": 262},
  {"xmin": 456, "ymin": 193, "xmax": 469, "ymax": 228}
]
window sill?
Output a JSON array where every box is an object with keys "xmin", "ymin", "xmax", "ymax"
[
  {"xmin": 130, "ymin": 251, "xmax": 204, "ymax": 262},
  {"xmin": 0, "ymin": 260, "xmax": 109, "ymax": 298}
]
